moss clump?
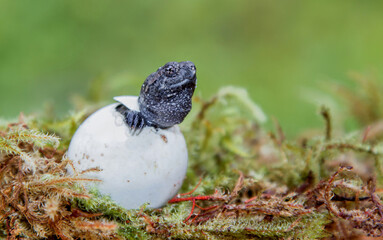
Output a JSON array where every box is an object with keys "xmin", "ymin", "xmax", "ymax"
[
  {"xmin": 0, "ymin": 124, "xmax": 120, "ymax": 239},
  {"xmin": 1, "ymin": 76, "xmax": 383, "ymax": 239}
]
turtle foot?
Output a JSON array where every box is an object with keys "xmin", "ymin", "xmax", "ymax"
[{"xmin": 115, "ymin": 104, "xmax": 146, "ymax": 135}]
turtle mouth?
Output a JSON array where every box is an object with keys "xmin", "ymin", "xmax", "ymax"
[
  {"xmin": 169, "ymin": 76, "xmax": 196, "ymax": 90},
  {"xmin": 188, "ymin": 74, "xmax": 197, "ymax": 87}
]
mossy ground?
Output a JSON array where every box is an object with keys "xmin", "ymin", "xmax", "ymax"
[{"xmin": 1, "ymin": 77, "xmax": 383, "ymax": 239}]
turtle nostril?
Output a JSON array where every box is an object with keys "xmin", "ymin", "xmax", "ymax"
[
  {"xmin": 181, "ymin": 61, "xmax": 196, "ymax": 71},
  {"xmin": 189, "ymin": 65, "xmax": 196, "ymax": 77}
]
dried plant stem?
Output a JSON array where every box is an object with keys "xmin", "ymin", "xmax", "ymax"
[{"xmin": 321, "ymin": 106, "xmax": 332, "ymax": 141}]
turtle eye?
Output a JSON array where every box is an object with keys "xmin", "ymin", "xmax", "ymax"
[{"xmin": 164, "ymin": 66, "xmax": 176, "ymax": 77}]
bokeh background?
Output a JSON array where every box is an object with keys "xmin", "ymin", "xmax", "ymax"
[{"xmin": 1, "ymin": 1, "xmax": 383, "ymax": 136}]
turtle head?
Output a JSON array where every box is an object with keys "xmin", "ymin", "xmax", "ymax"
[{"xmin": 138, "ymin": 61, "xmax": 197, "ymax": 128}]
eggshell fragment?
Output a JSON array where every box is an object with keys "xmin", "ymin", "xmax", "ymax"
[{"xmin": 67, "ymin": 96, "xmax": 188, "ymax": 209}]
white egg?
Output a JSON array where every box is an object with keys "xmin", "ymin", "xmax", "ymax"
[{"xmin": 67, "ymin": 96, "xmax": 188, "ymax": 209}]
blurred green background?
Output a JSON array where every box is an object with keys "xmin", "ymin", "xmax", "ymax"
[{"xmin": 1, "ymin": 1, "xmax": 383, "ymax": 136}]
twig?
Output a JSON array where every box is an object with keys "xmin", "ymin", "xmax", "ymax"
[
  {"xmin": 179, "ymin": 177, "xmax": 202, "ymax": 197},
  {"xmin": 323, "ymin": 166, "xmax": 352, "ymax": 217},
  {"xmin": 272, "ymin": 117, "xmax": 285, "ymax": 145},
  {"xmin": 362, "ymin": 125, "xmax": 372, "ymax": 143},
  {"xmin": 320, "ymin": 106, "xmax": 332, "ymax": 141},
  {"xmin": 367, "ymin": 177, "xmax": 383, "ymax": 218},
  {"xmin": 168, "ymin": 191, "xmax": 226, "ymax": 204},
  {"xmin": 230, "ymin": 170, "xmax": 244, "ymax": 200}
]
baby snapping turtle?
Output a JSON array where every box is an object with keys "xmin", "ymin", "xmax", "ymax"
[{"xmin": 116, "ymin": 61, "xmax": 197, "ymax": 133}]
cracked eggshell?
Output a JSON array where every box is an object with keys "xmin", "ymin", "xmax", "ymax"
[{"xmin": 67, "ymin": 96, "xmax": 188, "ymax": 209}]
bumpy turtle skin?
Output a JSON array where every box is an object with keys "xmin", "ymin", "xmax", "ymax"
[{"xmin": 116, "ymin": 61, "xmax": 197, "ymax": 134}]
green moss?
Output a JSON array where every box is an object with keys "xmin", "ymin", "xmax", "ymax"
[{"xmin": 1, "ymin": 79, "xmax": 383, "ymax": 239}]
